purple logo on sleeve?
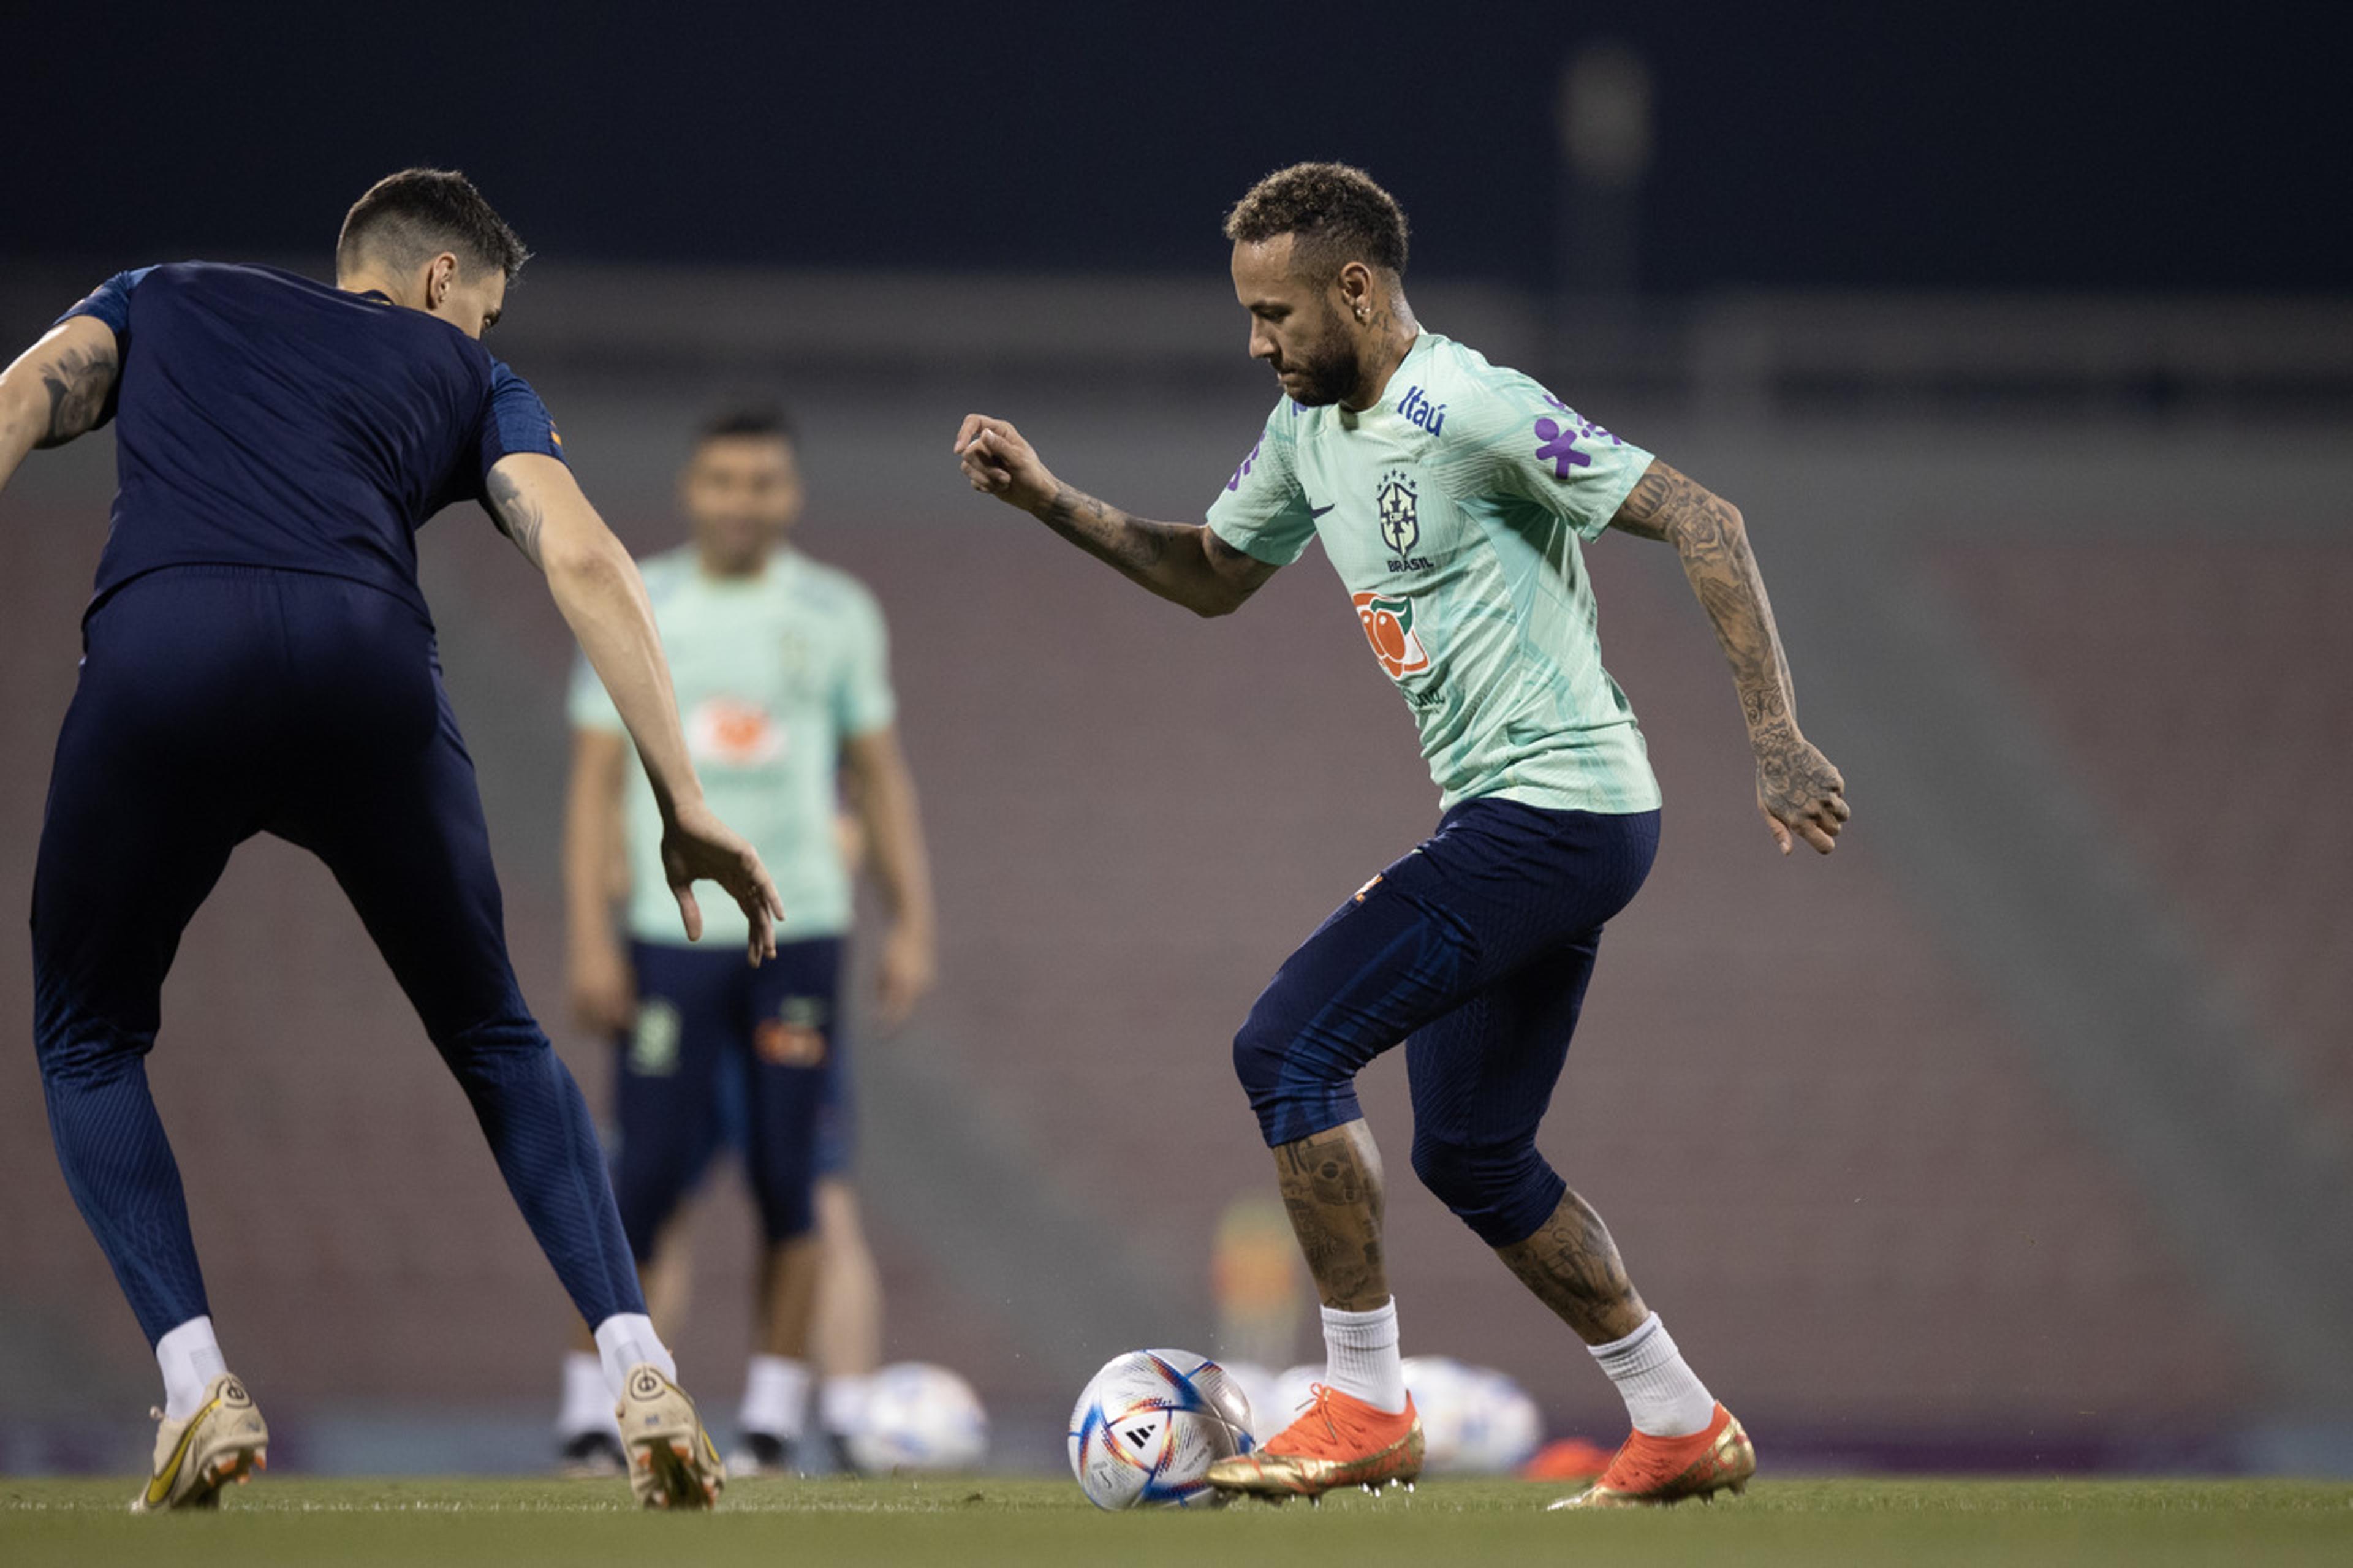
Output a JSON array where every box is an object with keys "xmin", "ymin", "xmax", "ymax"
[
  {"xmin": 1533, "ymin": 417, "xmax": 1590, "ymax": 478},
  {"xmin": 1227, "ymin": 439, "xmax": 1262, "ymax": 492}
]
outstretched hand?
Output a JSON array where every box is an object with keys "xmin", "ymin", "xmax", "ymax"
[
  {"xmin": 954, "ymin": 414, "xmax": 1059, "ymax": 513},
  {"xmin": 1756, "ymin": 732, "xmax": 1850, "ymax": 855},
  {"xmin": 660, "ymin": 800, "xmax": 786, "ymax": 963}
]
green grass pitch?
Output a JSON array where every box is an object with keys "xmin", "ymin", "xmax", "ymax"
[{"xmin": 4, "ymin": 1475, "xmax": 2349, "ymax": 1566}]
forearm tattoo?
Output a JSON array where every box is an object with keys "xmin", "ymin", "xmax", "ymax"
[
  {"xmin": 485, "ymin": 466, "xmax": 546, "ymax": 567},
  {"xmin": 1039, "ymin": 483, "xmax": 1167, "ymax": 576},
  {"xmin": 1273, "ymin": 1123, "xmax": 1390, "ymax": 1311},
  {"xmin": 1617, "ymin": 461, "xmax": 1842, "ymax": 827},
  {"xmin": 34, "ymin": 343, "xmax": 118, "ymax": 448},
  {"xmin": 1494, "ymin": 1189, "xmax": 1648, "ymax": 1345},
  {"xmin": 1039, "ymin": 482, "xmax": 1258, "ymax": 611},
  {"xmin": 1615, "ymin": 461, "xmax": 1795, "ymax": 734}
]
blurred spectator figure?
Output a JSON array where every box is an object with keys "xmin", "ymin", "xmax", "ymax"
[{"xmin": 553, "ymin": 405, "xmax": 936, "ymax": 1475}]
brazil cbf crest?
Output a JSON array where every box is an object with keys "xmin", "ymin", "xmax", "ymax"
[{"xmin": 1376, "ymin": 468, "xmax": 1419, "ymax": 555}]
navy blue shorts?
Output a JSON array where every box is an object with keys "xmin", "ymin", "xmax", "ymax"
[
  {"xmin": 1233, "ymin": 798, "xmax": 1658, "ymax": 1244},
  {"xmin": 606, "ymin": 936, "xmax": 847, "ymax": 1251}
]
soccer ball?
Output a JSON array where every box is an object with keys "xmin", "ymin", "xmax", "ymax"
[
  {"xmin": 846, "ymin": 1362, "xmax": 988, "ymax": 1472},
  {"xmin": 1400, "ymin": 1355, "xmax": 1476, "ymax": 1471},
  {"xmin": 1067, "ymin": 1349, "xmax": 1255, "ymax": 1510},
  {"xmin": 1452, "ymin": 1366, "xmax": 1544, "ymax": 1473}
]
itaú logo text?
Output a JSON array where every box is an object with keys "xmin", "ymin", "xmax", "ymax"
[{"xmin": 1352, "ymin": 591, "xmax": 1430, "ymax": 680}]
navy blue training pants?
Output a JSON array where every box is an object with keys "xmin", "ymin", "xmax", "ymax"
[
  {"xmin": 31, "ymin": 566, "xmax": 642, "ymax": 1344},
  {"xmin": 1233, "ymin": 797, "xmax": 1660, "ymax": 1248}
]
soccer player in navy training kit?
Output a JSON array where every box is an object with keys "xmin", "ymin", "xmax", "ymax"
[{"xmin": 0, "ymin": 169, "xmax": 771, "ymax": 1512}]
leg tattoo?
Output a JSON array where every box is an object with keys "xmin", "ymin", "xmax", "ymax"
[
  {"xmin": 1273, "ymin": 1119, "xmax": 1390, "ymax": 1311},
  {"xmin": 1494, "ymin": 1188, "xmax": 1649, "ymax": 1345}
]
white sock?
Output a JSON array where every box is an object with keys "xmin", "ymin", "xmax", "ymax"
[
  {"xmin": 593, "ymin": 1312, "xmax": 676, "ymax": 1401},
  {"xmin": 156, "ymin": 1316, "xmax": 228, "ymax": 1422},
  {"xmin": 1590, "ymin": 1312, "xmax": 1716, "ymax": 1437},
  {"xmin": 819, "ymin": 1374, "xmax": 872, "ymax": 1436},
  {"xmin": 740, "ymin": 1355, "xmax": 811, "ymax": 1439},
  {"xmin": 1320, "ymin": 1299, "xmax": 1407, "ymax": 1414},
  {"xmin": 558, "ymin": 1350, "xmax": 618, "ymax": 1437}
]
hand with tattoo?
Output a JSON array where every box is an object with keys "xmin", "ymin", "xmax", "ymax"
[{"xmin": 1754, "ymin": 725, "xmax": 1848, "ymax": 856}]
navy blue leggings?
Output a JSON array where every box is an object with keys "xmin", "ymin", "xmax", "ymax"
[
  {"xmin": 31, "ymin": 567, "xmax": 642, "ymax": 1344},
  {"xmin": 1232, "ymin": 798, "xmax": 1659, "ymax": 1248},
  {"xmin": 607, "ymin": 937, "xmax": 844, "ymax": 1254}
]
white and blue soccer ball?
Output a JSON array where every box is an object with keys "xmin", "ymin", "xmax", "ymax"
[
  {"xmin": 1067, "ymin": 1349, "xmax": 1255, "ymax": 1510},
  {"xmin": 847, "ymin": 1362, "xmax": 988, "ymax": 1472},
  {"xmin": 1400, "ymin": 1354, "xmax": 1476, "ymax": 1470},
  {"xmin": 1452, "ymin": 1366, "xmax": 1544, "ymax": 1473}
]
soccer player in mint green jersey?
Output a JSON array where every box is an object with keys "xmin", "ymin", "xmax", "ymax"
[
  {"xmin": 955, "ymin": 163, "xmax": 1847, "ymax": 1508},
  {"xmin": 555, "ymin": 406, "xmax": 937, "ymax": 1476}
]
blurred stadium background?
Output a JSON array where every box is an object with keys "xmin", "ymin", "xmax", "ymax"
[{"xmin": 2, "ymin": 1, "xmax": 2347, "ymax": 1480}]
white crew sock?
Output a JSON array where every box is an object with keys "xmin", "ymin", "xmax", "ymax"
[
  {"xmin": 156, "ymin": 1316, "xmax": 228, "ymax": 1422},
  {"xmin": 740, "ymin": 1355, "xmax": 811, "ymax": 1439},
  {"xmin": 1320, "ymin": 1299, "xmax": 1407, "ymax": 1414},
  {"xmin": 558, "ymin": 1350, "xmax": 619, "ymax": 1437},
  {"xmin": 819, "ymin": 1374, "xmax": 873, "ymax": 1437},
  {"xmin": 593, "ymin": 1312, "xmax": 677, "ymax": 1401},
  {"xmin": 1589, "ymin": 1312, "xmax": 1716, "ymax": 1437}
]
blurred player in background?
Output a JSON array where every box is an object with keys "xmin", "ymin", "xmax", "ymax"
[
  {"xmin": 553, "ymin": 406, "xmax": 936, "ymax": 1476},
  {"xmin": 0, "ymin": 169, "xmax": 770, "ymax": 1511},
  {"xmin": 956, "ymin": 163, "xmax": 1848, "ymax": 1509}
]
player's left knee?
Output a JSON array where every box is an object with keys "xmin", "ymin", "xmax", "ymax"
[{"xmin": 1410, "ymin": 1133, "xmax": 1567, "ymax": 1248}]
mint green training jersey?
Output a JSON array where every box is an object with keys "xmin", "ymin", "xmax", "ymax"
[
  {"xmin": 569, "ymin": 545, "xmax": 896, "ymax": 947},
  {"xmin": 1207, "ymin": 331, "xmax": 1662, "ymax": 815}
]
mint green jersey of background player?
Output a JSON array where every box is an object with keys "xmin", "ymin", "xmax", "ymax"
[
  {"xmin": 559, "ymin": 406, "xmax": 936, "ymax": 1475},
  {"xmin": 955, "ymin": 161, "xmax": 1848, "ymax": 1505},
  {"xmin": 566, "ymin": 534, "xmax": 899, "ymax": 950}
]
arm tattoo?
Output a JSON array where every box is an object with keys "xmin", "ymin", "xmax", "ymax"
[
  {"xmin": 34, "ymin": 343, "xmax": 118, "ymax": 448},
  {"xmin": 1616, "ymin": 462, "xmax": 1796, "ymax": 732},
  {"xmin": 1038, "ymin": 483, "xmax": 1165, "ymax": 576},
  {"xmin": 485, "ymin": 466, "xmax": 546, "ymax": 567},
  {"xmin": 1615, "ymin": 461, "xmax": 1840, "ymax": 824},
  {"xmin": 1035, "ymin": 481, "xmax": 1265, "ymax": 615}
]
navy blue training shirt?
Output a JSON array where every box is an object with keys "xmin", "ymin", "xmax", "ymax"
[{"xmin": 59, "ymin": 262, "xmax": 565, "ymax": 619}]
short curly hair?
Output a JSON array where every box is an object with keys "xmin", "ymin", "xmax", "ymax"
[{"xmin": 1224, "ymin": 162, "xmax": 1409, "ymax": 280}]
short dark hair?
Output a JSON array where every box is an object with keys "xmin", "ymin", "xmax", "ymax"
[
  {"xmin": 694, "ymin": 402, "xmax": 797, "ymax": 449},
  {"xmin": 337, "ymin": 168, "xmax": 530, "ymax": 283},
  {"xmin": 1224, "ymin": 162, "xmax": 1409, "ymax": 280}
]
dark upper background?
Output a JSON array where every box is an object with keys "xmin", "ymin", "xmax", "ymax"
[{"xmin": 1, "ymin": 0, "xmax": 2344, "ymax": 294}]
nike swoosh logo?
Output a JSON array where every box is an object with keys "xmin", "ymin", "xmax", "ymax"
[
  {"xmin": 1309, "ymin": 504, "xmax": 1336, "ymax": 518},
  {"xmin": 146, "ymin": 1393, "xmax": 224, "ymax": 1506}
]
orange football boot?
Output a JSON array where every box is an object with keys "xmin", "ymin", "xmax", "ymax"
[
  {"xmin": 1205, "ymin": 1384, "xmax": 1423, "ymax": 1499},
  {"xmin": 1548, "ymin": 1403, "xmax": 1754, "ymax": 1509}
]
